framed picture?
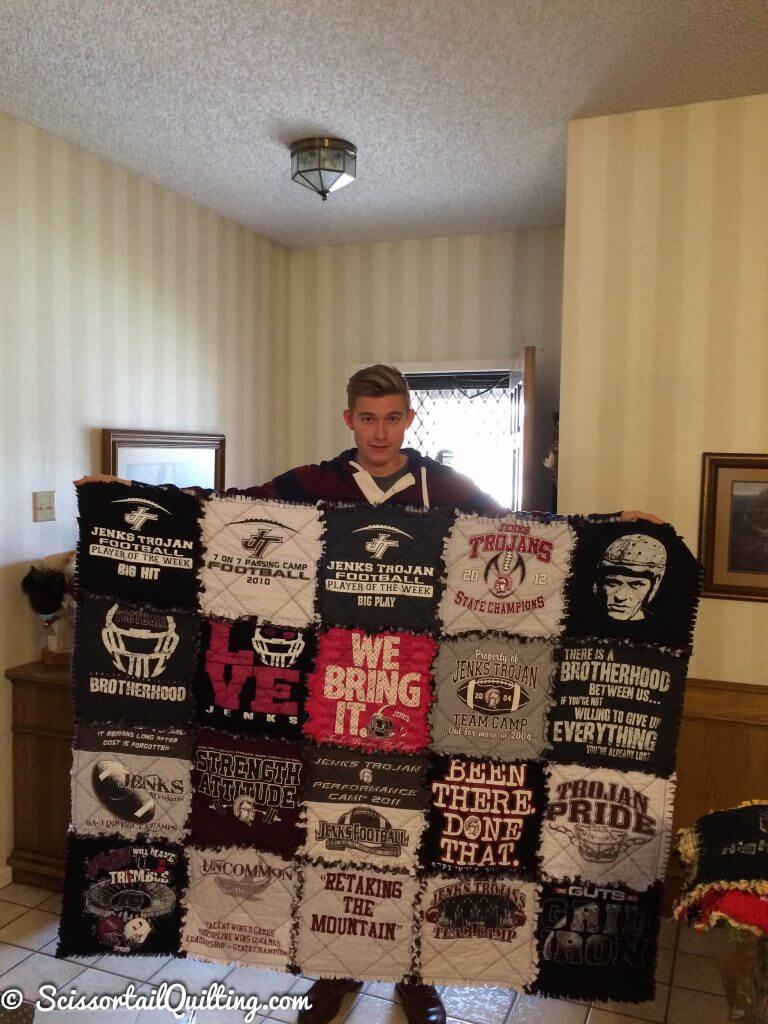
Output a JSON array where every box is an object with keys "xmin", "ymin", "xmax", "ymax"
[
  {"xmin": 698, "ymin": 452, "xmax": 768, "ymax": 602},
  {"xmin": 102, "ymin": 429, "xmax": 226, "ymax": 490}
]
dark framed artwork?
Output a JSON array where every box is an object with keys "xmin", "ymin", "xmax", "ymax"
[
  {"xmin": 698, "ymin": 452, "xmax": 768, "ymax": 602},
  {"xmin": 102, "ymin": 429, "xmax": 226, "ymax": 490}
]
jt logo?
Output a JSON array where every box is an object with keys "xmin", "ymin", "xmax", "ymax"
[
  {"xmin": 364, "ymin": 533, "xmax": 400, "ymax": 560},
  {"xmin": 242, "ymin": 528, "xmax": 284, "ymax": 557}
]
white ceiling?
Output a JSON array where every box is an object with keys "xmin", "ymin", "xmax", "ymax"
[{"xmin": 0, "ymin": 0, "xmax": 766, "ymax": 248}]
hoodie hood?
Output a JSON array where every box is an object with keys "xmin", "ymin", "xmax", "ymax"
[{"xmin": 330, "ymin": 448, "xmax": 432, "ymax": 507}]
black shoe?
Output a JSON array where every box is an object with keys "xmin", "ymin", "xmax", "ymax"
[
  {"xmin": 297, "ymin": 977, "xmax": 363, "ymax": 1024},
  {"xmin": 395, "ymin": 982, "xmax": 447, "ymax": 1024}
]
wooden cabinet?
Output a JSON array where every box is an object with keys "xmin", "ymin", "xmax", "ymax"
[{"xmin": 5, "ymin": 660, "xmax": 73, "ymax": 891}]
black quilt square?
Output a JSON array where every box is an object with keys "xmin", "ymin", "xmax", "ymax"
[
  {"xmin": 72, "ymin": 597, "xmax": 199, "ymax": 724},
  {"xmin": 564, "ymin": 521, "xmax": 702, "ymax": 647},
  {"xmin": 57, "ymin": 835, "xmax": 184, "ymax": 957},
  {"xmin": 533, "ymin": 880, "xmax": 662, "ymax": 1003},
  {"xmin": 76, "ymin": 482, "xmax": 202, "ymax": 607},
  {"xmin": 318, "ymin": 504, "xmax": 452, "ymax": 634},
  {"xmin": 194, "ymin": 617, "xmax": 315, "ymax": 739}
]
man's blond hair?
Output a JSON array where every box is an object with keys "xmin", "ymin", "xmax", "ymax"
[{"xmin": 346, "ymin": 364, "xmax": 411, "ymax": 410}]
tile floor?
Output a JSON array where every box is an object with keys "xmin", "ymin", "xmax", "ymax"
[{"xmin": 0, "ymin": 882, "xmax": 733, "ymax": 1024}]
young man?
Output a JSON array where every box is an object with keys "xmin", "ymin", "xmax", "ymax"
[{"xmin": 76, "ymin": 364, "xmax": 660, "ymax": 1024}]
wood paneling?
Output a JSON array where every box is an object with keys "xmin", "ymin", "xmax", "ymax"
[{"xmin": 665, "ymin": 676, "xmax": 768, "ymax": 912}]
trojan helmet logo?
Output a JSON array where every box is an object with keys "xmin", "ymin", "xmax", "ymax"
[
  {"xmin": 251, "ymin": 624, "xmax": 305, "ymax": 667},
  {"xmin": 102, "ymin": 604, "xmax": 179, "ymax": 678},
  {"xmin": 110, "ymin": 497, "xmax": 170, "ymax": 532},
  {"xmin": 484, "ymin": 550, "xmax": 526, "ymax": 598},
  {"xmin": 352, "ymin": 524, "xmax": 414, "ymax": 560},
  {"xmin": 238, "ymin": 518, "xmax": 291, "ymax": 557}
]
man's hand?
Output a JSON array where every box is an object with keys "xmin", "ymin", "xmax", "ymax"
[
  {"xmin": 620, "ymin": 509, "xmax": 664, "ymax": 524},
  {"xmin": 74, "ymin": 474, "xmax": 130, "ymax": 486}
]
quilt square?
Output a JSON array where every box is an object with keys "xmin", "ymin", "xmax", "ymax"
[
  {"xmin": 318, "ymin": 504, "xmax": 451, "ymax": 633},
  {"xmin": 295, "ymin": 863, "xmax": 418, "ymax": 981},
  {"xmin": 72, "ymin": 598, "xmax": 198, "ymax": 724},
  {"xmin": 423, "ymin": 757, "xmax": 546, "ymax": 876},
  {"xmin": 57, "ymin": 836, "xmax": 184, "ymax": 957},
  {"xmin": 418, "ymin": 874, "xmax": 538, "ymax": 988},
  {"xmin": 429, "ymin": 634, "xmax": 556, "ymax": 760},
  {"xmin": 71, "ymin": 722, "xmax": 191, "ymax": 841},
  {"xmin": 194, "ymin": 618, "xmax": 315, "ymax": 739},
  {"xmin": 547, "ymin": 640, "xmax": 688, "ymax": 776},
  {"xmin": 541, "ymin": 764, "xmax": 675, "ymax": 889},
  {"xmin": 304, "ymin": 628, "xmax": 436, "ymax": 752},
  {"xmin": 684, "ymin": 802, "xmax": 768, "ymax": 890},
  {"xmin": 199, "ymin": 497, "xmax": 323, "ymax": 626},
  {"xmin": 181, "ymin": 847, "xmax": 296, "ymax": 969},
  {"xmin": 564, "ymin": 521, "xmax": 702, "ymax": 647},
  {"xmin": 438, "ymin": 514, "xmax": 574, "ymax": 637},
  {"xmin": 76, "ymin": 482, "xmax": 202, "ymax": 607},
  {"xmin": 189, "ymin": 730, "xmax": 305, "ymax": 856},
  {"xmin": 533, "ymin": 880, "xmax": 662, "ymax": 1003},
  {"xmin": 299, "ymin": 746, "xmax": 429, "ymax": 872}
]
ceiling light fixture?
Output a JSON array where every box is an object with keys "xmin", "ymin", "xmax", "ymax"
[{"xmin": 290, "ymin": 137, "xmax": 357, "ymax": 201}]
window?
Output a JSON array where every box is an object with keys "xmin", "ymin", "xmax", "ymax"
[{"xmin": 404, "ymin": 370, "xmax": 523, "ymax": 509}]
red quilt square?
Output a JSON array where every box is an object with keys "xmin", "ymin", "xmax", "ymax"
[{"xmin": 304, "ymin": 628, "xmax": 437, "ymax": 752}]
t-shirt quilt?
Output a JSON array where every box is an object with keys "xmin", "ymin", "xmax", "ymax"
[{"xmin": 60, "ymin": 483, "xmax": 703, "ymax": 1005}]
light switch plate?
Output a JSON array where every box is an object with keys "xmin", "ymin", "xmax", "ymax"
[{"xmin": 32, "ymin": 490, "xmax": 56, "ymax": 522}]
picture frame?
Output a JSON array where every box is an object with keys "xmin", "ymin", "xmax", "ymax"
[
  {"xmin": 698, "ymin": 452, "xmax": 768, "ymax": 602},
  {"xmin": 101, "ymin": 429, "xmax": 226, "ymax": 490}
]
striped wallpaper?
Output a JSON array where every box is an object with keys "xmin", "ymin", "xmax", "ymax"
[
  {"xmin": 279, "ymin": 227, "xmax": 565, "ymax": 511},
  {"xmin": 0, "ymin": 111, "xmax": 287, "ymax": 873},
  {"xmin": 559, "ymin": 92, "xmax": 768, "ymax": 686}
]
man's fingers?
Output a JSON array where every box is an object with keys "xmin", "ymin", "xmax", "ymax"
[{"xmin": 620, "ymin": 509, "xmax": 664, "ymax": 524}]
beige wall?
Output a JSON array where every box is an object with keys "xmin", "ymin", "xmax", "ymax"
[
  {"xmin": 0, "ymin": 111, "xmax": 287, "ymax": 875},
  {"xmin": 279, "ymin": 229, "xmax": 565, "ymax": 512},
  {"xmin": 559, "ymin": 93, "xmax": 768, "ymax": 686}
]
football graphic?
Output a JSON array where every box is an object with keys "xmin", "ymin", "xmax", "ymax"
[
  {"xmin": 457, "ymin": 677, "xmax": 530, "ymax": 715},
  {"xmin": 484, "ymin": 551, "xmax": 526, "ymax": 599},
  {"xmin": 92, "ymin": 759, "xmax": 156, "ymax": 824}
]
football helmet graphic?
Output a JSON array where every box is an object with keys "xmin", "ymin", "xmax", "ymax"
[
  {"xmin": 102, "ymin": 604, "xmax": 179, "ymax": 678},
  {"xmin": 368, "ymin": 711, "xmax": 395, "ymax": 739},
  {"xmin": 251, "ymin": 624, "xmax": 305, "ymax": 667},
  {"xmin": 594, "ymin": 534, "xmax": 668, "ymax": 621},
  {"xmin": 123, "ymin": 916, "xmax": 152, "ymax": 946},
  {"xmin": 550, "ymin": 820, "xmax": 653, "ymax": 863}
]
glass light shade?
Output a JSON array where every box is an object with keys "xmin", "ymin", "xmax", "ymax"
[{"xmin": 290, "ymin": 138, "xmax": 357, "ymax": 201}]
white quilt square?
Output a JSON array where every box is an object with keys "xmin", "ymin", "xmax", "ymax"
[
  {"xmin": 199, "ymin": 497, "xmax": 323, "ymax": 626},
  {"xmin": 541, "ymin": 763, "xmax": 675, "ymax": 889}
]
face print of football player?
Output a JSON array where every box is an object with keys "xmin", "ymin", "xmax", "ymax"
[{"xmin": 594, "ymin": 535, "xmax": 667, "ymax": 621}]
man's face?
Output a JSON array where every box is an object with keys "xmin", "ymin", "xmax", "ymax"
[
  {"xmin": 343, "ymin": 394, "xmax": 415, "ymax": 472},
  {"xmin": 600, "ymin": 573, "xmax": 653, "ymax": 620}
]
